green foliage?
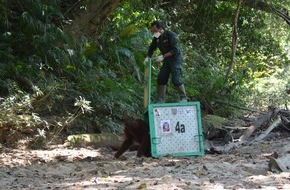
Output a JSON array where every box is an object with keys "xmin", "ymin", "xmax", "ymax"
[
  {"xmin": 0, "ymin": 0, "xmax": 68, "ymax": 75},
  {"xmin": 135, "ymin": 0, "xmax": 290, "ymax": 115},
  {"xmin": 245, "ymin": 65, "xmax": 290, "ymax": 109},
  {"xmin": 0, "ymin": 0, "xmax": 155, "ymax": 139}
]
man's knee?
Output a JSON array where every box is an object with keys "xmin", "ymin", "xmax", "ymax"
[
  {"xmin": 157, "ymin": 76, "xmax": 168, "ymax": 85},
  {"xmin": 157, "ymin": 70, "xmax": 170, "ymax": 85},
  {"xmin": 172, "ymin": 80, "xmax": 183, "ymax": 86},
  {"xmin": 171, "ymin": 68, "xmax": 183, "ymax": 86}
]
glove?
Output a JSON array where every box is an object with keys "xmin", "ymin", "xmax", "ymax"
[
  {"xmin": 143, "ymin": 56, "xmax": 149, "ymax": 65},
  {"xmin": 155, "ymin": 55, "xmax": 164, "ymax": 62}
]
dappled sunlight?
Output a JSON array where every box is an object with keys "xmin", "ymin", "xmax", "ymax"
[
  {"xmin": 0, "ymin": 138, "xmax": 289, "ymax": 189},
  {"xmin": 0, "ymin": 146, "xmax": 104, "ymax": 167},
  {"xmin": 247, "ymin": 173, "xmax": 290, "ymax": 189}
]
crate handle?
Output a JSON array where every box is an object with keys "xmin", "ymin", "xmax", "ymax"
[
  {"xmin": 194, "ymin": 135, "xmax": 203, "ymax": 142},
  {"xmin": 152, "ymin": 137, "xmax": 161, "ymax": 144}
]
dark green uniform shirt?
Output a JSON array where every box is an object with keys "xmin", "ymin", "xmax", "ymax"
[{"xmin": 147, "ymin": 30, "xmax": 183, "ymax": 68}]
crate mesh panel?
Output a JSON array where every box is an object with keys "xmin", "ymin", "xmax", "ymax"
[{"xmin": 151, "ymin": 105, "xmax": 200, "ymax": 156}]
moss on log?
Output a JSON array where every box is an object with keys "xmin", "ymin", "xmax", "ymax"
[{"xmin": 64, "ymin": 133, "xmax": 121, "ymax": 147}]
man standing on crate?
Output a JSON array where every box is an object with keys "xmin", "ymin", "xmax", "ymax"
[{"xmin": 143, "ymin": 21, "xmax": 187, "ymax": 103}]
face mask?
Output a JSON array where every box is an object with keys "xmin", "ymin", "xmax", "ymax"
[{"xmin": 153, "ymin": 32, "xmax": 161, "ymax": 38}]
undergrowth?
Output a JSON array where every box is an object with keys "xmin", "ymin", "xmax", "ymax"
[{"xmin": 0, "ymin": 81, "xmax": 93, "ymax": 149}]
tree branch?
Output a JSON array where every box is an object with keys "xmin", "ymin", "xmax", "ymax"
[
  {"xmin": 219, "ymin": 0, "xmax": 290, "ymax": 26},
  {"xmin": 239, "ymin": 108, "xmax": 279, "ymax": 141},
  {"xmin": 254, "ymin": 116, "xmax": 281, "ymax": 141}
]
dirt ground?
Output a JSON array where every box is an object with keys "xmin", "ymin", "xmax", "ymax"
[{"xmin": 0, "ymin": 136, "xmax": 289, "ymax": 190}]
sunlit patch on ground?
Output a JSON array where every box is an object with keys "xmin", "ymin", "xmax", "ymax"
[{"xmin": 0, "ymin": 138, "xmax": 289, "ymax": 189}]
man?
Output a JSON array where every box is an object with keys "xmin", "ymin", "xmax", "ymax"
[{"xmin": 143, "ymin": 21, "xmax": 187, "ymax": 103}]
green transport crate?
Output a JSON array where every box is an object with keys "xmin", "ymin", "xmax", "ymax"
[
  {"xmin": 148, "ymin": 102, "xmax": 204, "ymax": 157},
  {"xmin": 144, "ymin": 59, "xmax": 204, "ymax": 158}
]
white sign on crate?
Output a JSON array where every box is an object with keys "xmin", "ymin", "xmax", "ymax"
[{"xmin": 148, "ymin": 102, "xmax": 204, "ymax": 157}]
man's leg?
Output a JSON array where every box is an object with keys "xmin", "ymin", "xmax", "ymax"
[
  {"xmin": 171, "ymin": 67, "xmax": 187, "ymax": 102},
  {"xmin": 157, "ymin": 63, "xmax": 170, "ymax": 103},
  {"xmin": 175, "ymin": 84, "xmax": 187, "ymax": 102}
]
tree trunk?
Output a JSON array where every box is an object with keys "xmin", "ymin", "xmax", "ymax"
[
  {"xmin": 225, "ymin": 0, "xmax": 243, "ymax": 80},
  {"xmin": 65, "ymin": 0, "xmax": 122, "ymax": 38}
]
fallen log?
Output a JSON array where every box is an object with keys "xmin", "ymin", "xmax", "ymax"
[
  {"xmin": 64, "ymin": 133, "xmax": 121, "ymax": 148},
  {"xmin": 254, "ymin": 116, "xmax": 281, "ymax": 141},
  {"xmin": 239, "ymin": 108, "xmax": 279, "ymax": 142}
]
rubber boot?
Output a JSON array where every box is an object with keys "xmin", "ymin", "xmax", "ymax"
[
  {"xmin": 175, "ymin": 84, "xmax": 187, "ymax": 102},
  {"xmin": 157, "ymin": 85, "xmax": 166, "ymax": 103}
]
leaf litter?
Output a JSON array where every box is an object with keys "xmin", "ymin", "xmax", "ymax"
[{"xmin": 0, "ymin": 137, "xmax": 289, "ymax": 190}]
